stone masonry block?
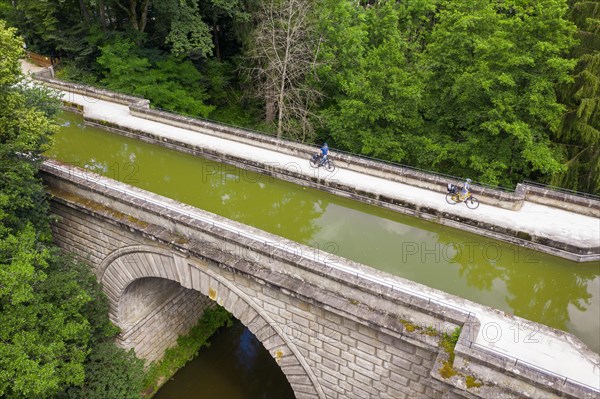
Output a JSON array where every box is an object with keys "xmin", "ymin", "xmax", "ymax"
[
  {"xmin": 351, "ymin": 384, "xmax": 372, "ymax": 399},
  {"xmin": 416, "ymin": 346, "xmax": 436, "ymax": 361},
  {"xmin": 320, "ymin": 369, "xmax": 342, "ymax": 386},
  {"xmin": 340, "ymin": 349, "xmax": 355, "ymax": 364},
  {"xmin": 349, "ymin": 347, "xmax": 383, "ymax": 368},
  {"xmin": 324, "ymin": 311, "xmax": 342, "ymax": 324},
  {"xmin": 281, "ymin": 365, "xmax": 307, "ymax": 376},
  {"xmin": 347, "ymin": 361, "xmax": 376, "ymax": 382},
  {"xmin": 373, "ymin": 363, "xmax": 390, "ymax": 380},
  {"xmin": 294, "ymin": 393, "xmax": 319, "ymax": 399},
  {"xmin": 387, "ymin": 372, "xmax": 410, "ymax": 387},
  {"xmin": 320, "ymin": 384, "xmax": 340, "ymax": 399},
  {"xmin": 411, "ymin": 363, "xmax": 430, "ymax": 379},
  {"xmin": 386, "ymin": 342, "xmax": 416, "ymax": 357},
  {"xmin": 262, "ymin": 301, "xmax": 281, "ymax": 317},
  {"xmin": 354, "ymin": 355, "xmax": 375, "ymax": 372},
  {"xmin": 322, "ymin": 342, "xmax": 343, "ymax": 357},
  {"xmin": 408, "ymin": 379, "xmax": 426, "ymax": 394},
  {"xmin": 292, "ymin": 313, "xmax": 311, "ymax": 329},
  {"xmin": 339, "ymin": 366, "xmax": 354, "ymax": 379},
  {"xmin": 376, "ymin": 347, "xmax": 392, "ymax": 363},
  {"xmin": 349, "ymin": 330, "xmax": 381, "ymax": 351},
  {"xmin": 286, "ymin": 374, "xmax": 312, "ymax": 386},
  {"xmin": 320, "ymin": 356, "xmax": 341, "ymax": 373},
  {"xmin": 351, "ymin": 367, "xmax": 377, "ymax": 386}
]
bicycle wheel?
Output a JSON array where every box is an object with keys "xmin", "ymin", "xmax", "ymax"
[
  {"xmin": 309, "ymin": 156, "xmax": 320, "ymax": 168},
  {"xmin": 466, "ymin": 197, "xmax": 480, "ymax": 209},
  {"xmin": 324, "ymin": 159, "xmax": 336, "ymax": 172},
  {"xmin": 445, "ymin": 192, "xmax": 459, "ymax": 205}
]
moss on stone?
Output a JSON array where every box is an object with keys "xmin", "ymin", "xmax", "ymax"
[
  {"xmin": 400, "ymin": 319, "xmax": 420, "ymax": 333},
  {"xmin": 465, "ymin": 375, "xmax": 483, "ymax": 389},
  {"xmin": 438, "ymin": 327, "xmax": 461, "ymax": 379},
  {"xmin": 439, "ymin": 361, "xmax": 458, "ymax": 379}
]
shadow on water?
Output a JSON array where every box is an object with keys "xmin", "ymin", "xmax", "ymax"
[
  {"xmin": 46, "ymin": 112, "xmax": 600, "ymax": 355},
  {"xmin": 153, "ymin": 319, "xmax": 295, "ymax": 399}
]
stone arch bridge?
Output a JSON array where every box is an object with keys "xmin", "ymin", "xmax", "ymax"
[{"xmin": 41, "ymin": 160, "xmax": 598, "ymax": 399}]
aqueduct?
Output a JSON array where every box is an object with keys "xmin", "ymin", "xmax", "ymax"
[{"xmin": 41, "ymin": 159, "xmax": 599, "ymax": 399}]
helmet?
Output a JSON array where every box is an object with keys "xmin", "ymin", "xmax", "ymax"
[
  {"xmin": 323, "ymin": 142, "xmax": 328, "ymax": 147},
  {"xmin": 466, "ymin": 178, "xmax": 472, "ymax": 183}
]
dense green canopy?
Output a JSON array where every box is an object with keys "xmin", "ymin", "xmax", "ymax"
[
  {"xmin": 0, "ymin": 20, "xmax": 144, "ymax": 398},
  {"xmin": 1, "ymin": 0, "xmax": 596, "ymax": 193}
]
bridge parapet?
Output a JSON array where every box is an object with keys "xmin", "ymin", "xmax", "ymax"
[{"xmin": 41, "ymin": 159, "xmax": 600, "ymax": 399}]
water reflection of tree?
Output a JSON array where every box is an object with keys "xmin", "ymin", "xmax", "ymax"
[
  {"xmin": 504, "ymin": 265, "xmax": 597, "ymax": 332},
  {"xmin": 193, "ymin": 163, "xmax": 325, "ymax": 244},
  {"xmin": 437, "ymin": 228, "xmax": 599, "ymax": 332}
]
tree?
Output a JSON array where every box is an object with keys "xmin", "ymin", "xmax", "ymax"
[
  {"xmin": 97, "ymin": 40, "xmax": 214, "ymax": 117},
  {"xmin": 421, "ymin": 0, "xmax": 577, "ymax": 186},
  {"xmin": 198, "ymin": 0, "xmax": 251, "ymax": 60},
  {"xmin": 0, "ymin": 21, "xmax": 95, "ymax": 398},
  {"xmin": 317, "ymin": 0, "xmax": 430, "ymax": 161},
  {"xmin": 552, "ymin": 0, "xmax": 600, "ymax": 194},
  {"xmin": 164, "ymin": 0, "xmax": 213, "ymax": 57},
  {"xmin": 114, "ymin": 0, "xmax": 151, "ymax": 33},
  {"xmin": 244, "ymin": 0, "xmax": 322, "ymax": 141}
]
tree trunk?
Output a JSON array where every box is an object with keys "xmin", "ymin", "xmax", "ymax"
[
  {"xmin": 139, "ymin": 0, "xmax": 150, "ymax": 33},
  {"xmin": 78, "ymin": 0, "xmax": 90, "ymax": 23},
  {"xmin": 213, "ymin": 21, "xmax": 221, "ymax": 61},
  {"xmin": 265, "ymin": 86, "xmax": 276, "ymax": 123},
  {"xmin": 98, "ymin": 0, "xmax": 108, "ymax": 30}
]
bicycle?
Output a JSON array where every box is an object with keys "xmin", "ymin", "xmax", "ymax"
[
  {"xmin": 445, "ymin": 184, "xmax": 480, "ymax": 209},
  {"xmin": 309, "ymin": 153, "xmax": 336, "ymax": 172}
]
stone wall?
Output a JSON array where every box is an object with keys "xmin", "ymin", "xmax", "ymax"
[
  {"xmin": 41, "ymin": 160, "xmax": 599, "ymax": 399},
  {"xmin": 117, "ymin": 277, "xmax": 213, "ymax": 363}
]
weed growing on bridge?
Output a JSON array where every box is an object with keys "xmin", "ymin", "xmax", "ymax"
[
  {"xmin": 439, "ymin": 327, "xmax": 461, "ymax": 379},
  {"xmin": 438, "ymin": 327, "xmax": 484, "ymax": 390},
  {"xmin": 465, "ymin": 375, "xmax": 483, "ymax": 389}
]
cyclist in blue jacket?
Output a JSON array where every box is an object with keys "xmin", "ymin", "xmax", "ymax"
[
  {"xmin": 460, "ymin": 178, "xmax": 472, "ymax": 199},
  {"xmin": 319, "ymin": 142, "xmax": 329, "ymax": 166}
]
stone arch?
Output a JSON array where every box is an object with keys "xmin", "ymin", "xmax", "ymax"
[{"xmin": 100, "ymin": 245, "xmax": 325, "ymax": 399}]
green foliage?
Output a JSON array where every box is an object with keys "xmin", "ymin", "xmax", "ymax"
[
  {"xmin": 0, "ymin": 20, "xmax": 58, "ymax": 235},
  {"xmin": 165, "ymin": 0, "xmax": 213, "ymax": 57},
  {"xmin": 3, "ymin": 0, "xmax": 593, "ymax": 192},
  {"xmin": 318, "ymin": 0, "xmax": 429, "ymax": 161},
  {"xmin": 55, "ymin": 62, "xmax": 100, "ymax": 86},
  {"xmin": 1, "ymin": 22, "xmax": 140, "ymax": 399},
  {"xmin": 0, "ymin": 0, "xmax": 59, "ymax": 52},
  {"xmin": 421, "ymin": 0, "xmax": 577, "ymax": 186},
  {"xmin": 0, "ymin": 225, "xmax": 92, "ymax": 398},
  {"xmin": 551, "ymin": 0, "xmax": 600, "ymax": 194},
  {"xmin": 58, "ymin": 343, "xmax": 145, "ymax": 399},
  {"xmin": 49, "ymin": 254, "xmax": 120, "ymax": 344},
  {"xmin": 97, "ymin": 41, "xmax": 214, "ymax": 117},
  {"xmin": 142, "ymin": 305, "xmax": 233, "ymax": 395}
]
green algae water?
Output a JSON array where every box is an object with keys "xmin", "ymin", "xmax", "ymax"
[{"xmin": 47, "ymin": 114, "xmax": 600, "ymax": 362}]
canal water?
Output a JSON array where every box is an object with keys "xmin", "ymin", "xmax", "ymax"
[{"xmin": 47, "ymin": 113, "xmax": 600, "ymax": 395}]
